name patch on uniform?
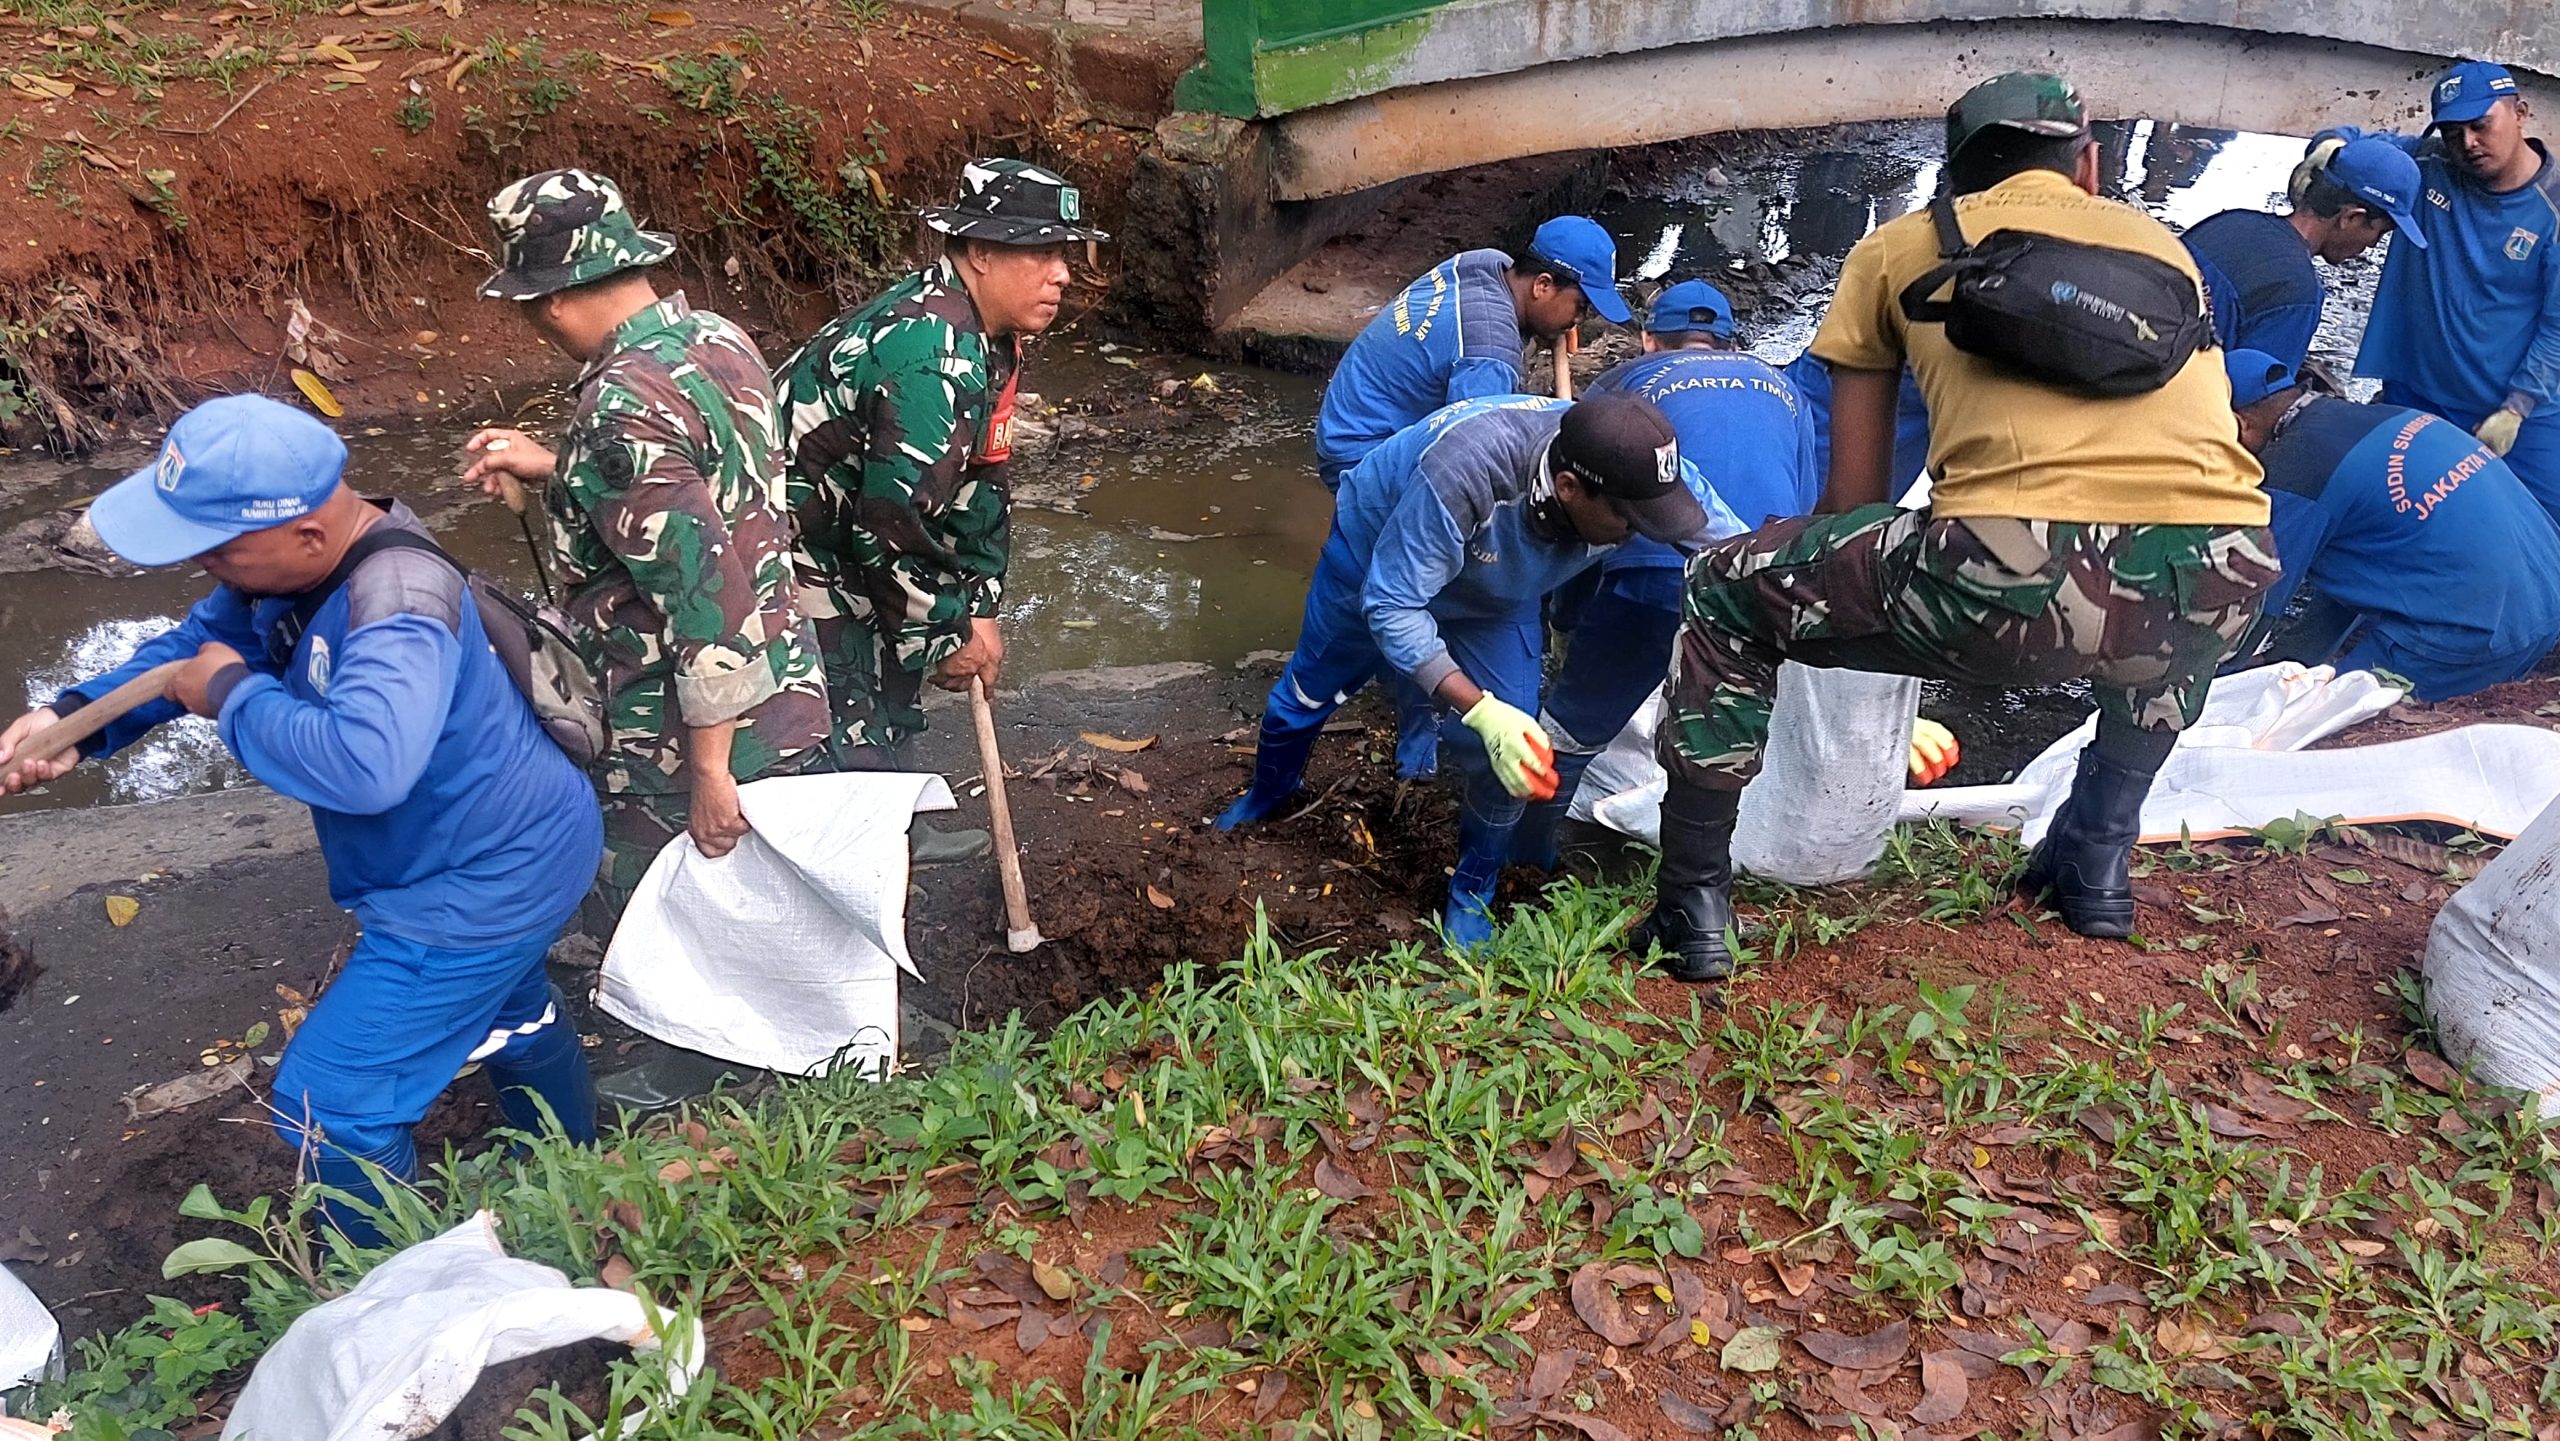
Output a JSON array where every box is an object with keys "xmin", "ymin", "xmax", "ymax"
[{"xmin": 2508, "ymin": 227, "xmax": 2539, "ymax": 262}]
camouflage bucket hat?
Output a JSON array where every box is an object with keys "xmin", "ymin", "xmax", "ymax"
[
  {"xmin": 921, "ymin": 157, "xmax": 1110, "ymax": 246},
  {"xmin": 480, "ymin": 168, "xmax": 676, "ymax": 301}
]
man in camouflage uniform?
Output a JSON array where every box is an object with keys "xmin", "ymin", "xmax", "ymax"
[
  {"xmin": 462, "ymin": 168, "xmax": 832, "ymax": 921},
  {"xmin": 780, "ymin": 158, "xmax": 1104, "ymax": 861},
  {"xmin": 1637, "ymin": 74, "xmax": 2279, "ymax": 982}
]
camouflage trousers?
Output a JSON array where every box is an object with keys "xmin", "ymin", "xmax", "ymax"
[
  {"xmin": 1658, "ymin": 504, "xmax": 2280, "ymax": 790},
  {"xmin": 813, "ymin": 612, "xmax": 931, "ymax": 752},
  {"xmin": 586, "ymin": 746, "xmax": 836, "ymax": 932}
]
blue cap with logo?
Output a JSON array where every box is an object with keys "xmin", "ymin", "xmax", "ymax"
[
  {"xmin": 1646, "ymin": 278, "xmax": 1737, "ymax": 338},
  {"xmin": 2431, "ymin": 60, "xmax": 2520, "ymax": 124},
  {"xmin": 2323, "ymin": 137, "xmax": 2430, "ymax": 249},
  {"xmin": 1527, "ymin": 215, "xmax": 1632, "ymax": 325},
  {"xmin": 2224, "ymin": 349, "xmax": 2297, "ymax": 409},
  {"xmin": 88, "ymin": 394, "xmax": 349, "ymax": 567}
]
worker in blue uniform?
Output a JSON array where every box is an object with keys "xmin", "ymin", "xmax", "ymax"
[
  {"xmin": 1218, "ymin": 392, "xmax": 1722, "ymax": 949},
  {"xmin": 2179, "ymin": 137, "xmax": 2428, "ymax": 372},
  {"xmin": 2222, "ymin": 349, "xmax": 2560, "ymax": 699},
  {"xmin": 2320, "ymin": 61, "xmax": 2560, "ymax": 526},
  {"xmin": 1313, "ymin": 216, "xmax": 1632, "ymax": 488},
  {"xmin": 0, "ymin": 396, "xmax": 604, "ymax": 1246},
  {"xmin": 1510, "ymin": 280, "xmax": 1807, "ymax": 869},
  {"xmin": 1313, "ymin": 215, "xmax": 1634, "ymax": 782}
]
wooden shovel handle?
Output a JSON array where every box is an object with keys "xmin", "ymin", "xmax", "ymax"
[
  {"xmin": 3, "ymin": 661, "xmax": 186, "ymax": 785},
  {"xmin": 1554, "ymin": 328, "xmax": 1577, "ymax": 401},
  {"xmin": 969, "ymin": 677, "xmax": 1042, "ymax": 953}
]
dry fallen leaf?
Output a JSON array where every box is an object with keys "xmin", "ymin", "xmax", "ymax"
[
  {"xmin": 1799, "ymin": 1318, "xmax": 1910, "ymax": 1370},
  {"xmin": 105, "ymin": 894, "xmax": 141, "ymax": 927},
  {"xmin": 1079, "ymin": 730, "xmax": 1157, "ymax": 752},
  {"xmin": 6, "ymin": 71, "xmax": 79, "ymax": 99},
  {"xmin": 1145, "ymin": 884, "xmax": 1174, "ymax": 910},
  {"xmin": 1031, "ymin": 1260, "xmax": 1074, "ymax": 1301},
  {"xmin": 647, "ymin": 8, "xmax": 695, "ymax": 23},
  {"xmin": 1911, "ymin": 1349, "xmax": 1969, "ymax": 1425},
  {"xmin": 1569, "ymin": 1263, "xmax": 1648, "ymax": 1346},
  {"xmin": 599, "ymin": 1255, "xmax": 637, "ymax": 1291},
  {"xmin": 291, "ymin": 368, "xmax": 344, "ymax": 418},
  {"xmin": 2404, "ymin": 1047, "xmax": 2461, "ymax": 1094},
  {"xmin": 1312, "ymin": 1155, "xmax": 1372, "ymax": 1201}
]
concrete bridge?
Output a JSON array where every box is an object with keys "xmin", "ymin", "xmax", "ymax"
[{"xmin": 1124, "ymin": 0, "xmax": 2554, "ymax": 342}]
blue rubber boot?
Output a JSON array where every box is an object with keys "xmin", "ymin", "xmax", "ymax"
[
  {"xmin": 1508, "ymin": 752, "xmax": 1596, "ymax": 872},
  {"xmin": 310, "ymin": 1134, "xmax": 417, "ymax": 1249},
  {"xmin": 1440, "ymin": 779, "xmax": 1523, "ymax": 950},
  {"xmin": 1215, "ymin": 711, "xmax": 1323, "ymax": 831},
  {"xmin": 484, "ymin": 986, "xmax": 599, "ymax": 1145}
]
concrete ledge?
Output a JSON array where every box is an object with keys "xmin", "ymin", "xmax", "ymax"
[
  {"xmin": 1231, "ymin": 0, "xmax": 2552, "ymax": 119},
  {"xmin": 1269, "ymin": 16, "xmax": 2557, "ymax": 199}
]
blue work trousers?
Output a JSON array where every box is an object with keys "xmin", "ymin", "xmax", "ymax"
[
  {"xmin": 1544, "ymin": 568, "xmax": 1686, "ymax": 755},
  {"xmin": 1266, "ymin": 536, "xmax": 1544, "ymax": 832},
  {"xmin": 270, "ymin": 926, "xmax": 581, "ymax": 1210}
]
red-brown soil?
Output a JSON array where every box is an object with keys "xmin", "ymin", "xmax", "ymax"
[{"xmin": 0, "ymin": 0, "xmax": 1168, "ymax": 447}]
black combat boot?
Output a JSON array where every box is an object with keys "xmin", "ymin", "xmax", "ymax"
[
  {"xmin": 1628, "ymin": 782, "xmax": 1742, "ymax": 983},
  {"xmin": 2017, "ymin": 748, "xmax": 2154, "ymax": 938}
]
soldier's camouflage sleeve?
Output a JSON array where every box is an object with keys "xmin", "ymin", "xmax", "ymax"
[
  {"xmin": 844, "ymin": 318, "xmax": 1006, "ymax": 673},
  {"xmin": 559, "ymin": 395, "xmax": 785, "ymax": 728}
]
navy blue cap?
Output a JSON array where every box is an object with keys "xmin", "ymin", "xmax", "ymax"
[
  {"xmin": 2431, "ymin": 61, "xmax": 2519, "ymax": 124},
  {"xmin": 2225, "ymin": 349, "xmax": 2296, "ymax": 409},
  {"xmin": 1527, "ymin": 215, "xmax": 1631, "ymax": 324},
  {"xmin": 1645, "ymin": 278, "xmax": 1737, "ymax": 338},
  {"xmin": 2324, "ymin": 137, "xmax": 2429, "ymax": 249},
  {"xmin": 89, "ymin": 395, "xmax": 348, "ymax": 567}
]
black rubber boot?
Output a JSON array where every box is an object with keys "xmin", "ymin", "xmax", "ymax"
[
  {"xmin": 2017, "ymin": 748, "xmax": 2153, "ymax": 938},
  {"xmin": 1628, "ymin": 782, "xmax": 1741, "ymax": 983}
]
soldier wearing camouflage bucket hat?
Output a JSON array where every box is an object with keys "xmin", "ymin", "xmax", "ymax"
[
  {"xmin": 779, "ymin": 157, "xmax": 1106, "ymax": 865},
  {"xmin": 461, "ymin": 168, "xmax": 833, "ymax": 923},
  {"xmin": 1630, "ymin": 72, "xmax": 2277, "ymax": 984}
]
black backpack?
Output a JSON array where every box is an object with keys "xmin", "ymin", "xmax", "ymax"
[
  {"xmin": 1896, "ymin": 191, "xmax": 2212, "ymax": 398},
  {"xmin": 263, "ymin": 523, "xmax": 607, "ymax": 765}
]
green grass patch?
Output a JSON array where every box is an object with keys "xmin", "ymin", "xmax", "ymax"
[{"xmin": 27, "ymin": 849, "xmax": 2560, "ymax": 1440}]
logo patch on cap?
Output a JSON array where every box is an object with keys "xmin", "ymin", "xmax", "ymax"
[
  {"xmin": 155, "ymin": 443, "xmax": 185, "ymax": 494},
  {"xmin": 2439, "ymin": 76, "xmax": 2463, "ymax": 103},
  {"xmin": 1655, "ymin": 442, "xmax": 1678, "ymax": 489},
  {"xmin": 1059, "ymin": 187, "xmax": 1082, "ymax": 222}
]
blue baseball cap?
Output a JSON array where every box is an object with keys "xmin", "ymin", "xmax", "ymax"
[
  {"xmin": 1646, "ymin": 279, "xmax": 1737, "ymax": 338},
  {"xmin": 1527, "ymin": 215, "xmax": 1631, "ymax": 324},
  {"xmin": 2224, "ymin": 349, "xmax": 2297, "ymax": 409},
  {"xmin": 2324, "ymin": 138, "xmax": 2429, "ymax": 249},
  {"xmin": 88, "ymin": 395, "xmax": 348, "ymax": 567},
  {"xmin": 2430, "ymin": 60, "xmax": 2519, "ymax": 124}
]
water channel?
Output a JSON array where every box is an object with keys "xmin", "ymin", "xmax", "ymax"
[{"xmin": 0, "ymin": 118, "xmax": 2367, "ymax": 818}]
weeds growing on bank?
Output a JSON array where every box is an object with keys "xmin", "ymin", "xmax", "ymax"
[{"xmin": 26, "ymin": 840, "xmax": 2560, "ymax": 1441}]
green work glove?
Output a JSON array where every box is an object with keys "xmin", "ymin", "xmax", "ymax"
[
  {"xmin": 1461, "ymin": 696, "xmax": 1559, "ymax": 800},
  {"xmin": 2478, "ymin": 407, "xmax": 2525, "ymax": 457}
]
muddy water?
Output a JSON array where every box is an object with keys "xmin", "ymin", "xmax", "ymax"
[
  {"xmin": 0, "ymin": 351, "xmax": 1335, "ymax": 817},
  {"xmin": 1, "ymin": 119, "xmax": 2353, "ymax": 813}
]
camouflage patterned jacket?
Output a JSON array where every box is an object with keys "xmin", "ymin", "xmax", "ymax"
[
  {"xmin": 545, "ymin": 292, "xmax": 832, "ymax": 795},
  {"xmin": 779, "ymin": 255, "xmax": 1020, "ymax": 676}
]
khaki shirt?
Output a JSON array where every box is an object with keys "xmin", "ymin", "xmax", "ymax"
[{"xmin": 1813, "ymin": 169, "xmax": 2269, "ymax": 527}]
